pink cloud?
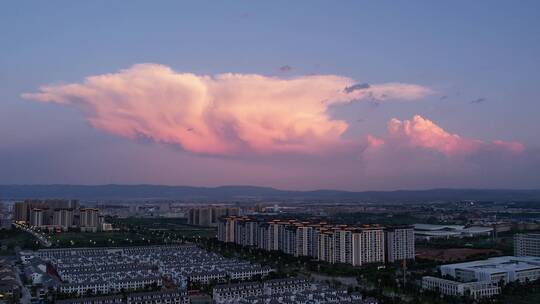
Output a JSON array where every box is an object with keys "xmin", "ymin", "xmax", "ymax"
[
  {"xmin": 22, "ymin": 63, "xmax": 431, "ymax": 156},
  {"xmin": 366, "ymin": 135, "xmax": 385, "ymax": 150},
  {"xmin": 492, "ymin": 140, "xmax": 526, "ymax": 154},
  {"xmin": 358, "ymin": 115, "xmax": 532, "ymax": 189},
  {"xmin": 368, "ymin": 115, "xmax": 525, "ymax": 157}
]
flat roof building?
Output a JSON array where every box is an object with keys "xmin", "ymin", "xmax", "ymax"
[
  {"xmin": 414, "ymin": 224, "xmax": 493, "ymax": 241},
  {"xmin": 422, "ymin": 276, "xmax": 500, "ymax": 299},
  {"xmin": 440, "ymin": 256, "xmax": 540, "ymax": 284}
]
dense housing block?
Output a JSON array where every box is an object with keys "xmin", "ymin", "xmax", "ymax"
[{"xmin": 218, "ymin": 216, "xmax": 414, "ymax": 266}]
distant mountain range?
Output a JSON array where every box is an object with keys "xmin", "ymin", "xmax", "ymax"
[{"xmin": 1, "ymin": 185, "xmax": 540, "ymax": 202}]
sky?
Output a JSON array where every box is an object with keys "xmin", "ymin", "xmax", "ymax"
[{"xmin": 1, "ymin": 1, "xmax": 539, "ymax": 190}]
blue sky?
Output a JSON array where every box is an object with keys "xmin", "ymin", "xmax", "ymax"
[{"xmin": 1, "ymin": 1, "xmax": 539, "ymax": 190}]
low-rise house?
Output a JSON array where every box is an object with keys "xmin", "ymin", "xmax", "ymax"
[
  {"xmin": 21, "ymin": 245, "xmax": 274, "ymax": 300},
  {"xmin": 213, "ymin": 279, "xmax": 376, "ymax": 304}
]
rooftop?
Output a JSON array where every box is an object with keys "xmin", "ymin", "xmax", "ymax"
[{"xmin": 441, "ymin": 256, "xmax": 540, "ymax": 274}]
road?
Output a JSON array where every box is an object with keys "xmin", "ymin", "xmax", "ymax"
[
  {"xmin": 9, "ymin": 257, "xmax": 31, "ymax": 304},
  {"xmin": 13, "ymin": 222, "xmax": 52, "ymax": 247}
]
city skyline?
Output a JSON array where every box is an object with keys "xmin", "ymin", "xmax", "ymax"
[{"xmin": 1, "ymin": 1, "xmax": 540, "ymax": 190}]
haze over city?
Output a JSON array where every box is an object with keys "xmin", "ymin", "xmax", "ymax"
[{"xmin": 1, "ymin": 1, "xmax": 539, "ymax": 191}]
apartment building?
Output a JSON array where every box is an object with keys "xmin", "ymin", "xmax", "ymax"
[
  {"xmin": 385, "ymin": 225, "xmax": 415, "ymax": 263},
  {"xmin": 333, "ymin": 227, "xmax": 353, "ymax": 264},
  {"xmin": 218, "ymin": 217, "xmax": 404, "ymax": 267},
  {"xmin": 13, "ymin": 199, "xmax": 107, "ymax": 232},
  {"xmin": 29, "ymin": 208, "xmax": 44, "ymax": 227},
  {"xmin": 514, "ymin": 233, "xmax": 540, "ymax": 257},
  {"xmin": 14, "ymin": 202, "xmax": 28, "ymax": 223},
  {"xmin": 53, "ymin": 208, "xmax": 74, "ymax": 230},
  {"xmin": 352, "ymin": 226, "xmax": 385, "ymax": 266},
  {"xmin": 80, "ymin": 208, "xmax": 100, "ymax": 232},
  {"xmin": 295, "ymin": 225, "xmax": 317, "ymax": 257},
  {"xmin": 188, "ymin": 206, "xmax": 239, "ymax": 227},
  {"xmin": 318, "ymin": 230, "xmax": 334, "ymax": 263},
  {"xmin": 14, "ymin": 200, "xmax": 79, "ymax": 223},
  {"xmin": 268, "ymin": 221, "xmax": 282, "ymax": 251}
]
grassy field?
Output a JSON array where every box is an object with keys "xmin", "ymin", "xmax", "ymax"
[
  {"xmin": 416, "ymin": 235, "xmax": 514, "ymax": 256},
  {"xmin": 110, "ymin": 217, "xmax": 217, "ymax": 238},
  {"xmin": 43, "ymin": 217, "xmax": 217, "ymax": 248}
]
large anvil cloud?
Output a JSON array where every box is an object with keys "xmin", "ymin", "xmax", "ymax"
[{"xmin": 22, "ymin": 64, "xmax": 432, "ymax": 156}]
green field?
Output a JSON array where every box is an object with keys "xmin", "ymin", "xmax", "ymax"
[
  {"xmin": 43, "ymin": 217, "xmax": 217, "ymax": 248},
  {"xmin": 110, "ymin": 217, "xmax": 217, "ymax": 238}
]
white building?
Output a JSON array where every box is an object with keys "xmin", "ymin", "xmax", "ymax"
[
  {"xmin": 59, "ymin": 277, "xmax": 162, "ymax": 296},
  {"xmin": 423, "ymin": 256, "xmax": 540, "ymax": 299},
  {"xmin": 295, "ymin": 225, "xmax": 316, "ymax": 257},
  {"xmin": 385, "ymin": 226, "xmax": 415, "ymax": 263},
  {"xmin": 422, "ymin": 276, "xmax": 500, "ymax": 299},
  {"xmin": 333, "ymin": 228, "xmax": 353, "ymax": 264},
  {"xmin": 515, "ymin": 233, "xmax": 540, "ymax": 257},
  {"xmin": 23, "ymin": 245, "xmax": 273, "ymax": 299},
  {"xmin": 80, "ymin": 208, "xmax": 99, "ymax": 232},
  {"xmin": 30, "ymin": 208, "xmax": 44, "ymax": 227},
  {"xmin": 213, "ymin": 279, "xmax": 373, "ymax": 304},
  {"xmin": 317, "ymin": 230, "xmax": 334, "ymax": 264},
  {"xmin": 440, "ymin": 256, "xmax": 540, "ymax": 284},
  {"xmin": 53, "ymin": 208, "xmax": 74, "ymax": 230},
  {"xmin": 414, "ymin": 224, "xmax": 493, "ymax": 241},
  {"xmin": 352, "ymin": 227, "xmax": 385, "ymax": 266},
  {"xmin": 219, "ymin": 217, "xmax": 392, "ymax": 267}
]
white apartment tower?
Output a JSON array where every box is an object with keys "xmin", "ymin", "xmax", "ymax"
[
  {"xmin": 515, "ymin": 233, "xmax": 540, "ymax": 257},
  {"xmin": 29, "ymin": 208, "xmax": 44, "ymax": 227},
  {"xmin": 295, "ymin": 225, "xmax": 316, "ymax": 257},
  {"xmin": 268, "ymin": 222, "xmax": 281, "ymax": 251},
  {"xmin": 318, "ymin": 231, "xmax": 334, "ymax": 263},
  {"xmin": 53, "ymin": 208, "xmax": 74, "ymax": 230},
  {"xmin": 352, "ymin": 226, "xmax": 385, "ymax": 266},
  {"xmin": 333, "ymin": 228, "xmax": 353, "ymax": 264},
  {"xmin": 80, "ymin": 208, "xmax": 99, "ymax": 232},
  {"xmin": 385, "ymin": 226, "xmax": 415, "ymax": 263}
]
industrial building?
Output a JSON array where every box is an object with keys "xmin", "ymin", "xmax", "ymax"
[
  {"xmin": 414, "ymin": 224, "xmax": 493, "ymax": 241},
  {"xmin": 422, "ymin": 256, "xmax": 540, "ymax": 299}
]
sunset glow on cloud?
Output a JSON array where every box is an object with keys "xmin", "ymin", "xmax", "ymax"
[
  {"xmin": 22, "ymin": 64, "xmax": 432, "ymax": 156},
  {"xmin": 4, "ymin": 1, "xmax": 540, "ymax": 190},
  {"xmin": 367, "ymin": 115, "xmax": 525, "ymax": 157}
]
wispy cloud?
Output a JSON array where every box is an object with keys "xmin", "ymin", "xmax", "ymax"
[
  {"xmin": 279, "ymin": 65, "xmax": 293, "ymax": 72},
  {"xmin": 470, "ymin": 97, "xmax": 486, "ymax": 104}
]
